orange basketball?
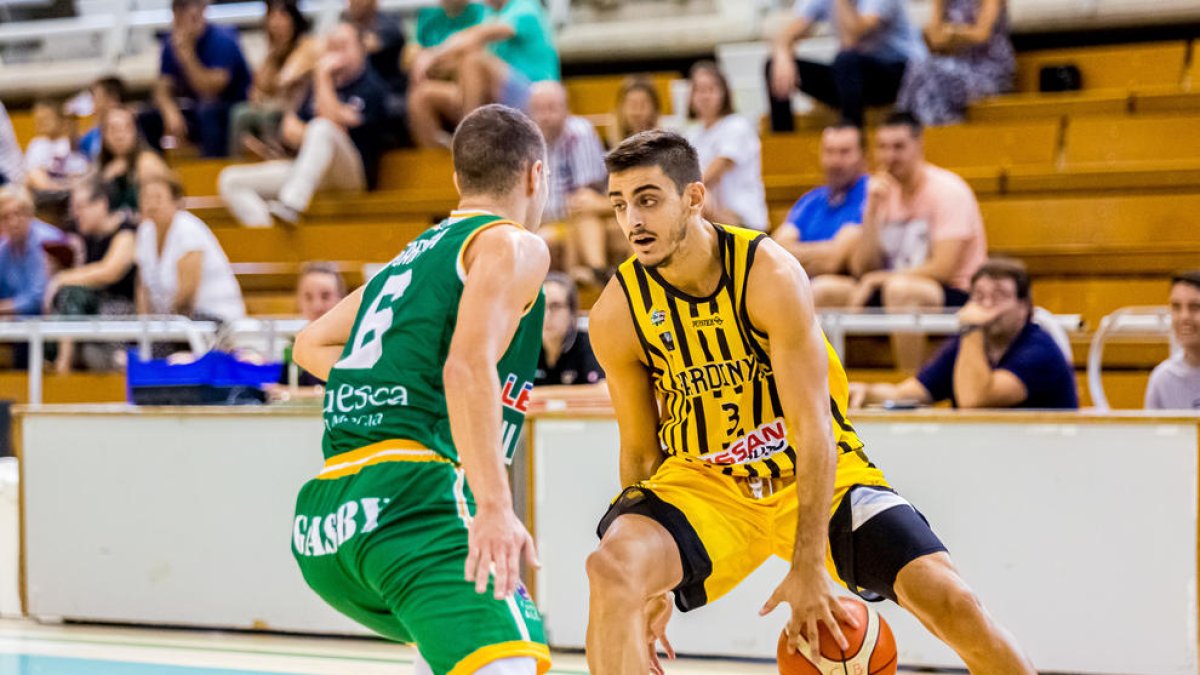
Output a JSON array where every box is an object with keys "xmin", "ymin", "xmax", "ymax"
[{"xmin": 777, "ymin": 597, "xmax": 897, "ymax": 675}]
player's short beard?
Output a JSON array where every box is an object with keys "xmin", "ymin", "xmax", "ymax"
[{"xmin": 643, "ymin": 217, "xmax": 690, "ymax": 270}]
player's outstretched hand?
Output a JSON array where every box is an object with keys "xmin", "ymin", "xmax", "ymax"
[
  {"xmin": 646, "ymin": 592, "xmax": 676, "ymax": 675},
  {"xmin": 759, "ymin": 565, "xmax": 860, "ymax": 663},
  {"xmin": 464, "ymin": 506, "xmax": 540, "ymax": 600}
]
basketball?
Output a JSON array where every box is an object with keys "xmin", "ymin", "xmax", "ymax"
[{"xmin": 776, "ymin": 597, "xmax": 897, "ymax": 675}]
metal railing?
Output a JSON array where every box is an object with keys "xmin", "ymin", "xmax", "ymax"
[
  {"xmin": 817, "ymin": 308, "xmax": 1082, "ymax": 361},
  {"xmin": 1086, "ymin": 306, "xmax": 1173, "ymax": 411},
  {"xmin": 0, "ymin": 315, "xmax": 313, "ymax": 404}
]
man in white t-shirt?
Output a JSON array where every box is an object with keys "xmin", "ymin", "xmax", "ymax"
[
  {"xmin": 813, "ymin": 112, "xmax": 987, "ymax": 370},
  {"xmin": 1145, "ymin": 271, "xmax": 1200, "ymax": 410},
  {"xmin": 136, "ymin": 176, "xmax": 245, "ymax": 323}
]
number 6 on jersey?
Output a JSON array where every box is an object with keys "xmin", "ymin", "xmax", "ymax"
[{"xmin": 336, "ymin": 269, "xmax": 413, "ymax": 370}]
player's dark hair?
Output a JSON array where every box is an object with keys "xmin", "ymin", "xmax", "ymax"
[
  {"xmin": 605, "ymin": 129, "xmax": 702, "ymax": 195},
  {"xmin": 687, "ymin": 60, "xmax": 734, "ymax": 120},
  {"xmin": 544, "ymin": 271, "xmax": 579, "ymax": 315},
  {"xmin": 971, "ymin": 258, "xmax": 1031, "ymax": 302},
  {"xmin": 452, "ymin": 104, "xmax": 546, "ymax": 198},
  {"xmin": 1171, "ymin": 270, "xmax": 1200, "ymax": 292},
  {"xmin": 881, "ymin": 111, "xmax": 923, "ymax": 138},
  {"xmin": 92, "ymin": 76, "xmax": 127, "ymax": 104},
  {"xmin": 299, "ymin": 261, "xmax": 347, "ymax": 296},
  {"xmin": 172, "ymin": 0, "xmax": 206, "ymax": 11}
]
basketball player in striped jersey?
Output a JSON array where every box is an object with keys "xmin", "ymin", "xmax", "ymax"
[{"xmin": 585, "ymin": 130, "xmax": 1035, "ymax": 673}]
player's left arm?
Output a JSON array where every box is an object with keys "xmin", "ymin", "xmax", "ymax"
[
  {"xmin": 292, "ymin": 286, "xmax": 366, "ymax": 381},
  {"xmin": 749, "ymin": 237, "xmax": 857, "ymax": 658}
]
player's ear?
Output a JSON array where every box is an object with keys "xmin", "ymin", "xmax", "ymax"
[
  {"xmin": 684, "ymin": 181, "xmax": 706, "ymax": 214},
  {"xmin": 452, "ymin": 171, "xmax": 461, "ymax": 195},
  {"xmin": 527, "ymin": 159, "xmax": 544, "ymax": 197}
]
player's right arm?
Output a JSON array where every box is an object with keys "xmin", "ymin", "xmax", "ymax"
[
  {"xmin": 589, "ymin": 279, "xmax": 664, "ymax": 487},
  {"xmin": 444, "ymin": 225, "xmax": 551, "ymax": 600},
  {"xmin": 293, "ymin": 286, "xmax": 366, "ymax": 381}
]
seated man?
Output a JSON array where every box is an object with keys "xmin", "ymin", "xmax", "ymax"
[
  {"xmin": 218, "ymin": 21, "xmax": 389, "ymax": 227},
  {"xmin": 850, "ymin": 259, "xmax": 1078, "ymax": 410},
  {"xmin": 24, "ymin": 98, "xmax": 91, "ymax": 220},
  {"xmin": 766, "ymin": 0, "xmax": 926, "ymax": 129},
  {"xmin": 527, "ymin": 82, "xmax": 622, "ymax": 284},
  {"xmin": 0, "ymin": 186, "xmax": 64, "ymax": 317},
  {"xmin": 814, "ymin": 112, "xmax": 987, "ymax": 371},
  {"xmin": 1145, "ymin": 270, "xmax": 1200, "ymax": 410},
  {"xmin": 771, "ymin": 123, "xmax": 866, "ymax": 280},
  {"xmin": 408, "ymin": 0, "xmax": 559, "ymax": 147},
  {"xmin": 141, "ymin": 0, "xmax": 251, "ymax": 158}
]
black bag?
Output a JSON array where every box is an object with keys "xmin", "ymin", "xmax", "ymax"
[{"xmin": 1039, "ymin": 64, "xmax": 1083, "ymax": 92}]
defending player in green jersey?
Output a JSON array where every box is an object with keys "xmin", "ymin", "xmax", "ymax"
[{"xmin": 290, "ymin": 105, "xmax": 552, "ymax": 675}]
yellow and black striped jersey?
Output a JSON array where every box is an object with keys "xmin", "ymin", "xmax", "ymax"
[{"xmin": 615, "ymin": 223, "xmax": 882, "ymax": 481}]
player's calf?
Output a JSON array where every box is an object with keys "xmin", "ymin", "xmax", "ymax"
[{"xmin": 895, "ymin": 553, "xmax": 1036, "ymax": 674}]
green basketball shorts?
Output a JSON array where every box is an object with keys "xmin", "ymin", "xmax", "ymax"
[{"xmin": 292, "ymin": 439, "xmax": 550, "ymax": 675}]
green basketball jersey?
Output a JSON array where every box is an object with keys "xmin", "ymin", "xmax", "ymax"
[{"xmin": 321, "ymin": 212, "xmax": 545, "ymax": 463}]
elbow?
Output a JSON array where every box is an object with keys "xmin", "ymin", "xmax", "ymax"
[
  {"xmin": 443, "ymin": 353, "xmax": 488, "ymax": 394},
  {"xmin": 292, "ymin": 326, "xmax": 320, "ymax": 374}
]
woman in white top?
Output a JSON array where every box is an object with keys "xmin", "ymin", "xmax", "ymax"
[
  {"xmin": 136, "ymin": 176, "xmax": 245, "ymax": 322},
  {"xmin": 685, "ymin": 61, "xmax": 769, "ymax": 231}
]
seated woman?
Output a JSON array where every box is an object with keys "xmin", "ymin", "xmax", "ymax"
[
  {"xmin": 896, "ymin": 0, "xmax": 1014, "ymax": 126},
  {"xmin": 24, "ymin": 98, "xmax": 91, "ymax": 224},
  {"xmin": 135, "ymin": 176, "xmax": 245, "ymax": 326},
  {"xmin": 685, "ymin": 61, "xmax": 768, "ymax": 231},
  {"xmin": 229, "ymin": 0, "xmax": 320, "ymax": 158},
  {"xmin": 45, "ymin": 176, "xmax": 139, "ymax": 373},
  {"xmin": 607, "ymin": 75, "xmax": 661, "ymax": 148},
  {"xmin": 98, "ymin": 107, "xmax": 171, "ymax": 213}
]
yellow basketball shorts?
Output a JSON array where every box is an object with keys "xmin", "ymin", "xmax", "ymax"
[{"xmin": 597, "ymin": 456, "xmax": 946, "ymax": 611}]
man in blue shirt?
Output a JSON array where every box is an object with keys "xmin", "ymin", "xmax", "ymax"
[
  {"xmin": 767, "ymin": 0, "xmax": 926, "ymax": 129},
  {"xmin": 771, "ymin": 124, "xmax": 867, "ymax": 277},
  {"xmin": 140, "ymin": 0, "xmax": 250, "ymax": 157},
  {"xmin": 0, "ymin": 187, "xmax": 64, "ymax": 317},
  {"xmin": 849, "ymin": 258, "xmax": 1079, "ymax": 409}
]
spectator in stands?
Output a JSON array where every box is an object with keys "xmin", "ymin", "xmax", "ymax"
[
  {"xmin": 0, "ymin": 186, "xmax": 64, "ymax": 317},
  {"xmin": 136, "ymin": 176, "xmax": 245, "ymax": 322},
  {"xmin": 98, "ymin": 108, "xmax": 171, "ymax": 213},
  {"xmin": 771, "ymin": 123, "xmax": 867, "ymax": 279},
  {"xmin": 269, "ymin": 262, "xmax": 346, "ymax": 400},
  {"xmin": 608, "ymin": 75, "xmax": 661, "ymax": 147},
  {"xmin": 536, "ymin": 272, "xmax": 604, "ymax": 387},
  {"xmin": 141, "ymin": 0, "xmax": 252, "ymax": 158},
  {"xmin": 766, "ymin": 0, "xmax": 926, "ymax": 130},
  {"xmin": 686, "ymin": 61, "xmax": 768, "ymax": 231},
  {"xmin": 344, "ymin": 0, "xmax": 408, "ymax": 95},
  {"xmin": 45, "ymin": 176, "xmax": 139, "ymax": 373},
  {"xmin": 217, "ymin": 21, "xmax": 389, "ymax": 227},
  {"xmin": 814, "ymin": 112, "xmax": 987, "ymax": 370},
  {"xmin": 849, "ymin": 258, "xmax": 1078, "ymax": 409},
  {"xmin": 897, "ymin": 0, "xmax": 1014, "ymax": 126},
  {"xmin": 229, "ymin": 0, "xmax": 320, "ymax": 158},
  {"xmin": 416, "ymin": 0, "xmax": 488, "ymax": 50},
  {"xmin": 79, "ymin": 76, "xmax": 127, "ymax": 160},
  {"xmin": 25, "ymin": 98, "xmax": 91, "ymax": 218},
  {"xmin": 408, "ymin": 0, "xmax": 560, "ymax": 148},
  {"xmin": 1145, "ymin": 271, "xmax": 1200, "ymax": 410},
  {"xmin": 0, "ymin": 101, "xmax": 24, "ymax": 187},
  {"xmin": 527, "ymin": 81, "xmax": 619, "ymax": 285}
]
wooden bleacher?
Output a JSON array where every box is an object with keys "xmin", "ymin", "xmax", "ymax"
[{"xmin": 968, "ymin": 41, "xmax": 1191, "ymax": 122}]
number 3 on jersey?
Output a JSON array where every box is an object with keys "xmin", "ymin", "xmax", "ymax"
[{"xmin": 336, "ymin": 269, "xmax": 413, "ymax": 370}]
